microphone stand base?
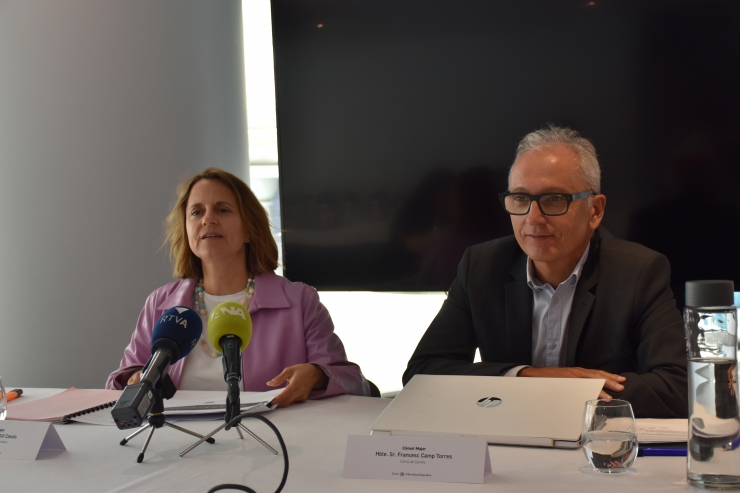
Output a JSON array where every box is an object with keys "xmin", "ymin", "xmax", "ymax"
[
  {"xmin": 120, "ymin": 416, "xmax": 216, "ymax": 464},
  {"xmin": 180, "ymin": 418, "xmax": 278, "ymax": 457},
  {"xmin": 236, "ymin": 422, "xmax": 278, "ymax": 455}
]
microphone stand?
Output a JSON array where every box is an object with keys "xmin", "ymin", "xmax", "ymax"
[
  {"xmin": 119, "ymin": 376, "xmax": 216, "ymax": 463},
  {"xmin": 180, "ymin": 362, "xmax": 277, "ymax": 457}
]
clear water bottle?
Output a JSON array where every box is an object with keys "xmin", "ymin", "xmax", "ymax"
[{"xmin": 685, "ymin": 280, "xmax": 740, "ymax": 490}]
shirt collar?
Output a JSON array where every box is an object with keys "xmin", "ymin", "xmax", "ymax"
[
  {"xmin": 250, "ymin": 273, "xmax": 291, "ymax": 312},
  {"xmin": 526, "ymin": 243, "xmax": 591, "ymax": 291}
]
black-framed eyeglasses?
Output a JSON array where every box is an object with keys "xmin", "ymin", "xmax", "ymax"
[{"xmin": 498, "ymin": 190, "xmax": 594, "ymax": 216}]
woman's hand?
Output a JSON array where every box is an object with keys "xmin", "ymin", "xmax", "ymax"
[
  {"xmin": 267, "ymin": 363, "xmax": 329, "ymax": 408},
  {"xmin": 127, "ymin": 370, "xmax": 143, "ymax": 385}
]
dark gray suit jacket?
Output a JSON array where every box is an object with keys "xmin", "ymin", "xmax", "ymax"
[{"xmin": 403, "ymin": 228, "xmax": 688, "ymax": 418}]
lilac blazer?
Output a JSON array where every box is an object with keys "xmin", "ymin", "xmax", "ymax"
[{"xmin": 106, "ymin": 273, "xmax": 370, "ymax": 398}]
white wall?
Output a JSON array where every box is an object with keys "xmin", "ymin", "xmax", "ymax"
[
  {"xmin": 320, "ymin": 292, "xmax": 447, "ymax": 394},
  {"xmin": 0, "ymin": 0, "xmax": 247, "ymax": 388}
]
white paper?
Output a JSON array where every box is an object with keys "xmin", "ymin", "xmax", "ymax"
[
  {"xmin": 0, "ymin": 421, "xmax": 66, "ymax": 460},
  {"xmin": 164, "ymin": 389, "xmax": 280, "ymax": 416},
  {"xmin": 167, "ymin": 401, "xmax": 276, "ymax": 422},
  {"xmin": 636, "ymin": 419, "xmax": 688, "ymax": 443},
  {"xmin": 343, "ymin": 435, "xmax": 491, "ymax": 484}
]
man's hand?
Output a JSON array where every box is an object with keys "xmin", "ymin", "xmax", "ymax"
[
  {"xmin": 518, "ymin": 367, "xmax": 626, "ymax": 401},
  {"xmin": 267, "ymin": 363, "xmax": 329, "ymax": 408}
]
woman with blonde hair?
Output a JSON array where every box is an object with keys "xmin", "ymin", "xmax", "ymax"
[{"xmin": 106, "ymin": 168, "xmax": 370, "ymax": 406}]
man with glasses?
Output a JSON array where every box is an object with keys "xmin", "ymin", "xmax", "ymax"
[{"xmin": 403, "ymin": 125, "xmax": 687, "ymax": 418}]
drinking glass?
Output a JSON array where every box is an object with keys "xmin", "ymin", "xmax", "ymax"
[
  {"xmin": 0, "ymin": 376, "xmax": 6, "ymax": 420},
  {"xmin": 582, "ymin": 399, "xmax": 637, "ymax": 473}
]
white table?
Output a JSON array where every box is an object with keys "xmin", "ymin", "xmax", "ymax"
[{"xmin": 1, "ymin": 389, "xmax": 693, "ymax": 492}]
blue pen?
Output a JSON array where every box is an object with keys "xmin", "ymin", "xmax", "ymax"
[{"xmin": 638, "ymin": 447, "xmax": 687, "ymax": 457}]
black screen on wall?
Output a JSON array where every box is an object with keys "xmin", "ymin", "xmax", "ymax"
[{"xmin": 271, "ymin": 0, "xmax": 740, "ymax": 299}]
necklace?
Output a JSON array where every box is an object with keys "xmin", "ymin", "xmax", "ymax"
[
  {"xmin": 193, "ymin": 277, "xmax": 255, "ymax": 357},
  {"xmin": 193, "ymin": 278, "xmax": 255, "ymax": 315}
]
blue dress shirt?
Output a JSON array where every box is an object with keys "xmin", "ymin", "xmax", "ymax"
[{"xmin": 505, "ymin": 244, "xmax": 590, "ymax": 375}]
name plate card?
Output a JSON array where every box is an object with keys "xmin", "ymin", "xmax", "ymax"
[
  {"xmin": 0, "ymin": 421, "xmax": 66, "ymax": 460},
  {"xmin": 343, "ymin": 435, "xmax": 491, "ymax": 484}
]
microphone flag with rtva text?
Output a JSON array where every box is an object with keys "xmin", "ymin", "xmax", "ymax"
[
  {"xmin": 111, "ymin": 306, "xmax": 202, "ymax": 429},
  {"xmin": 141, "ymin": 305, "xmax": 202, "ymax": 391},
  {"xmin": 152, "ymin": 305, "xmax": 203, "ymax": 363}
]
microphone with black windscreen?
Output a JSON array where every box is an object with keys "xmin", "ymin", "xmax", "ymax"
[
  {"xmin": 112, "ymin": 306, "xmax": 202, "ymax": 430},
  {"xmin": 207, "ymin": 301, "xmax": 252, "ymax": 426}
]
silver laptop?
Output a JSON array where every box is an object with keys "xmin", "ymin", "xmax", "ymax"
[{"xmin": 371, "ymin": 374, "xmax": 604, "ymax": 448}]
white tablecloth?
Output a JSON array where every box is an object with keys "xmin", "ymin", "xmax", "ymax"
[{"xmin": 1, "ymin": 389, "xmax": 692, "ymax": 492}]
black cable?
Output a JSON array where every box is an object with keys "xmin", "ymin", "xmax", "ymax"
[
  {"xmin": 207, "ymin": 413, "xmax": 289, "ymax": 493},
  {"xmin": 208, "ymin": 485, "xmax": 255, "ymax": 493}
]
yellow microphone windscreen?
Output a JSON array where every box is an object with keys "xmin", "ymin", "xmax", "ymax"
[{"xmin": 207, "ymin": 301, "xmax": 252, "ymax": 352}]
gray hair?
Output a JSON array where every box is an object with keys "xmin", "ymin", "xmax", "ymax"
[{"xmin": 511, "ymin": 125, "xmax": 601, "ymax": 194}]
